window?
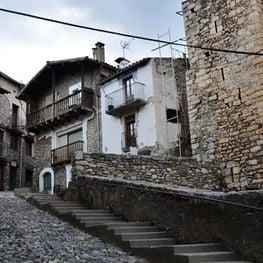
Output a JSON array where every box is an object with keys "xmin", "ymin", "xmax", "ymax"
[
  {"xmin": 12, "ymin": 104, "xmax": 19, "ymax": 127},
  {"xmin": 69, "ymin": 82, "xmax": 82, "ymax": 107},
  {"xmin": 10, "ymin": 135, "xmax": 19, "ymax": 151},
  {"xmin": 124, "ymin": 114, "xmax": 137, "ymax": 148},
  {"xmin": 58, "ymin": 128, "xmax": 83, "ymax": 147},
  {"xmin": 123, "ymin": 76, "xmax": 134, "ymax": 100},
  {"xmin": 25, "ymin": 139, "xmax": 32, "ymax": 156},
  {"xmin": 166, "ymin": 109, "xmax": 180, "ymax": 123},
  {"xmin": 0, "ymin": 131, "xmax": 3, "ymax": 143}
]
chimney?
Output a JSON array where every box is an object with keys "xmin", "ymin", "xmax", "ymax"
[
  {"xmin": 115, "ymin": 57, "xmax": 130, "ymax": 69},
  {"xmin": 93, "ymin": 42, "xmax": 105, "ymax": 62}
]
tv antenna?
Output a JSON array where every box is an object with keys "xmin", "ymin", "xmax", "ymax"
[{"xmin": 120, "ymin": 38, "xmax": 134, "ymax": 58}]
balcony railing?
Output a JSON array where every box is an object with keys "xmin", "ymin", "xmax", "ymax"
[
  {"xmin": 0, "ymin": 142, "xmax": 8, "ymax": 159},
  {"xmin": 51, "ymin": 140, "xmax": 84, "ymax": 165},
  {"xmin": 27, "ymin": 88, "xmax": 93, "ymax": 130},
  {"xmin": 105, "ymin": 82, "xmax": 146, "ymax": 116}
]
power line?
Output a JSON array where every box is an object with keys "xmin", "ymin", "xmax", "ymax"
[{"xmin": 0, "ymin": 7, "xmax": 263, "ymax": 57}]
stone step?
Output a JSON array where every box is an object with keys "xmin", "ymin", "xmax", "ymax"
[
  {"xmin": 106, "ymin": 222, "xmax": 152, "ymax": 228},
  {"xmin": 75, "ymin": 213, "xmax": 115, "ymax": 218},
  {"xmin": 173, "ymin": 243, "xmax": 222, "ymax": 254},
  {"xmin": 72, "ymin": 210, "xmax": 110, "ymax": 214},
  {"xmin": 120, "ymin": 231, "xmax": 169, "ymax": 241},
  {"xmin": 52, "ymin": 206, "xmax": 85, "ymax": 210},
  {"xmin": 80, "ymin": 217, "xmax": 122, "ymax": 223},
  {"xmin": 175, "ymin": 251, "xmax": 237, "ymax": 263},
  {"xmin": 113, "ymin": 226, "xmax": 159, "ymax": 234},
  {"xmin": 129, "ymin": 238, "xmax": 175, "ymax": 248},
  {"xmin": 48, "ymin": 202, "xmax": 82, "ymax": 205}
]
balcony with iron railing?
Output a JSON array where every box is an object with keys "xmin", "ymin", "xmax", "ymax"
[
  {"xmin": 51, "ymin": 140, "xmax": 84, "ymax": 166},
  {"xmin": 105, "ymin": 82, "xmax": 146, "ymax": 116},
  {"xmin": 26, "ymin": 88, "xmax": 93, "ymax": 131}
]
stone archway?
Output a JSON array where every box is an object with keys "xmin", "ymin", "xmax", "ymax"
[{"xmin": 39, "ymin": 167, "xmax": 54, "ymax": 194}]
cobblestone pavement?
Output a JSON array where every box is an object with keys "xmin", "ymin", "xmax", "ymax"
[{"xmin": 0, "ymin": 192, "xmax": 147, "ymax": 263}]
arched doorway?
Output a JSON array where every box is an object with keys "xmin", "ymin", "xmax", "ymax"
[{"xmin": 39, "ymin": 167, "xmax": 54, "ymax": 194}]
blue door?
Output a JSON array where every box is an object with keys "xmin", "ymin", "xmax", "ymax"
[{"xmin": 43, "ymin": 172, "xmax": 51, "ymax": 191}]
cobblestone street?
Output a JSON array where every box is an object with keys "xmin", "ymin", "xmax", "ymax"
[{"xmin": 0, "ymin": 192, "xmax": 146, "ymax": 263}]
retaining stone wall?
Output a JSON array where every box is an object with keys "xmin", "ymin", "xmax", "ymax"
[
  {"xmin": 73, "ymin": 153, "xmax": 222, "ymax": 190},
  {"xmin": 65, "ymin": 176, "xmax": 263, "ymax": 263}
]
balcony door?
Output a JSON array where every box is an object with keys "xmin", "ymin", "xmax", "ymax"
[
  {"xmin": 123, "ymin": 76, "xmax": 134, "ymax": 101},
  {"xmin": 124, "ymin": 114, "xmax": 137, "ymax": 149}
]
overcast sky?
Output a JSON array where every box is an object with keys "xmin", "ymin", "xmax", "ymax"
[{"xmin": 0, "ymin": 0, "xmax": 186, "ymax": 84}]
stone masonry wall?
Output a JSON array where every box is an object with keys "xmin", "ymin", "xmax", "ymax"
[
  {"xmin": 73, "ymin": 153, "xmax": 222, "ymax": 190},
  {"xmin": 33, "ymin": 136, "xmax": 52, "ymax": 188},
  {"xmin": 65, "ymin": 177, "xmax": 263, "ymax": 262},
  {"xmin": 183, "ymin": 0, "xmax": 263, "ymax": 190}
]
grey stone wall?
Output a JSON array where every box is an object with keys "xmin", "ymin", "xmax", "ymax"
[
  {"xmin": 65, "ymin": 176, "xmax": 263, "ymax": 263},
  {"xmin": 73, "ymin": 153, "xmax": 222, "ymax": 190},
  {"xmin": 33, "ymin": 136, "xmax": 52, "ymax": 188},
  {"xmin": 183, "ymin": 0, "xmax": 263, "ymax": 190}
]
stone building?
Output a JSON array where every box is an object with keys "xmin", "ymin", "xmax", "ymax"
[
  {"xmin": 17, "ymin": 43, "xmax": 116, "ymax": 193},
  {"xmin": 100, "ymin": 57, "xmax": 191, "ymax": 156},
  {"xmin": 182, "ymin": 0, "xmax": 263, "ymax": 190},
  {"xmin": 0, "ymin": 71, "xmax": 33, "ymax": 191}
]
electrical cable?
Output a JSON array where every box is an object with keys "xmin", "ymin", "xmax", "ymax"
[{"xmin": 0, "ymin": 7, "xmax": 263, "ymax": 57}]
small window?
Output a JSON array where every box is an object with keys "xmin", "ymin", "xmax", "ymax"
[
  {"xmin": 214, "ymin": 21, "xmax": 218, "ymax": 33},
  {"xmin": 10, "ymin": 135, "xmax": 19, "ymax": 151},
  {"xmin": 220, "ymin": 68, "xmax": 225, "ymax": 81},
  {"xmin": 25, "ymin": 139, "xmax": 32, "ymax": 156},
  {"xmin": 166, "ymin": 109, "xmax": 180, "ymax": 123}
]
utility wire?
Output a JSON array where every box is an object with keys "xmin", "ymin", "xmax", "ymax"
[{"xmin": 1, "ymin": 7, "xmax": 263, "ymax": 57}]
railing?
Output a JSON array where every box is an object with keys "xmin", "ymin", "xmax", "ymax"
[
  {"xmin": 27, "ymin": 104, "xmax": 53, "ymax": 127},
  {"xmin": 0, "ymin": 142, "xmax": 8, "ymax": 158},
  {"xmin": 54, "ymin": 91, "xmax": 82, "ymax": 117},
  {"xmin": 73, "ymin": 177, "xmax": 263, "ymax": 212},
  {"xmin": 105, "ymin": 82, "xmax": 145, "ymax": 110},
  {"xmin": 51, "ymin": 140, "xmax": 84, "ymax": 165},
  {"xmin": 27, "ymin": 89, "xmax": 93, "ymax": 128}
]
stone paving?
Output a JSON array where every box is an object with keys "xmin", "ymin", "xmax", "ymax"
[{"xmin": 0, "ymin": 192, "xmax": 147, "ymax": 263}]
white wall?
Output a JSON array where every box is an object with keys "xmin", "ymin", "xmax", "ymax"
[{"xmin": 101, "ymin": 61, "xmax": 157, "ymax": 154}]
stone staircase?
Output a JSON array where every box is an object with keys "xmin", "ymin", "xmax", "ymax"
[{"xmin": 24, "ymin": 193, "xmax": 251, "ymax": 263}]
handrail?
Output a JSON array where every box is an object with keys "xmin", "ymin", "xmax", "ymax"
[
  {"xmin": 52, "ymin": 140, "xmax": 84, "ymax": 151},
  {"xmin": 73, "ymin": 177, "xmax": 263, "ymax": 212},
  {"xmin": 27, "ymin": 89, "xmax": 82, "ymax": 116},
  {"xmin": 105, "ymin": 81, "xmax": 145, "ymax": 98}
]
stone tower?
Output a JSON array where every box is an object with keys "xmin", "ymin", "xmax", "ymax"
[{"xmin": 182, "ymin": 0, "xmax": 263, "ymax": 190}]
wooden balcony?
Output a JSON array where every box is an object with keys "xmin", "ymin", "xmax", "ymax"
[
  {"xmin": 51, "ymin": 140, "xmax": 84, "ymax": 166},
  {"xmin": 105, "ymin": 82, "xmax": 146, "ymax": 116},
  {"xmin": 26, "ymin": 88, "xmax": 93, "ymax": 131}
]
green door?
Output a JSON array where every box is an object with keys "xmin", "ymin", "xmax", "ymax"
[{"xmin": 43, "ymin": 172, "xmax": 51, "ymax": 191}]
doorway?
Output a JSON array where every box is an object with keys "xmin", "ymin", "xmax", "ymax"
[
  {"xmin": 9, "ymin": 167, "xmax": 16, "ymax": 190},
  {"xmin": 0, "ymin": 165, "xmax": 4, "ymax": 191},
  {"xmin": 43, "ymin": 172, "xmax": 52, "ymax": 192}
]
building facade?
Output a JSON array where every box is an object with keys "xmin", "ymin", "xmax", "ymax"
[
  {"xmin": 0, "ymin": 71, "xmax": 33, "ymax": 191},
  {"xmin": 183, "ymin": 0, "xmax": 263, "ymax": 190},
  {"xmin": 18, "ymin": 44, "xmax": 116, "ymax": 193},
  {"xmin": 100, "ymin": 57, "xmax": 191, "ymax": 156}
]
